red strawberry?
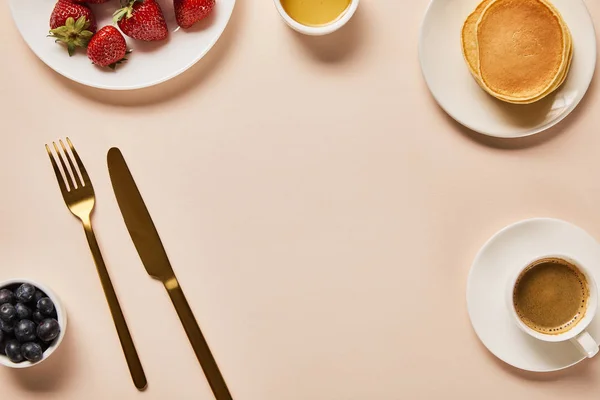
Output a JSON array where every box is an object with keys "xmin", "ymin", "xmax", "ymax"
[
  {"xmin": 49, "ymin": 0, "xmax": 96, "ymax": 56},
  {"xmin": 174, "ymin": 0, "xmax": 215, "ymax": 29},
  {"xmin": 87, "ymin": 26, "xmax": 128, "ymax": 69},
  {"xmin": 72, "ymin": 0, "xmax": 111, "ymax": 3},
  {"xmin": 113, "ymin": 0, "xmax": 168, "ymax": 41},
  {"xmin": 50, "ymin": 0, "xmax": 96, "ymax": 32}
]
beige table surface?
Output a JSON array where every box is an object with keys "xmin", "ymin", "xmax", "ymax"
[{"xmin": 2, "ymin": 0, "xmax": 600, "ymax": 398}]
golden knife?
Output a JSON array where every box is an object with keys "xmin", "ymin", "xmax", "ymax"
[{"xmin": 107, "ymin": 148, "xmax": 233, "ymax": 400}]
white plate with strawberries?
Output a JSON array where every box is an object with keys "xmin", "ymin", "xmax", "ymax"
[{"xmin": 9, "ymin": 0, "xmax": 235, "ymax": 90}]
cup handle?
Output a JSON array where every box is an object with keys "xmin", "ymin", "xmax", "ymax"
[{"xmin": 571, "ymin": 331, "xmax": 599, "ymax": 358}]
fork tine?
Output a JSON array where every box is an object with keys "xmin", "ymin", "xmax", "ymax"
[
  {"xmin": 46, "ymin": 144, "xmax": 68, "ymax": 194},
  {"xmin": 66, "ymin": 138, "xmax": 91, "ymax": 186},
  {"xmin": 53, "ymin": 142, "xmax": 75, "ymax": 191},
  {"xmin": 60, "ymin": 139, "xmax": 82, "ymax": 189}
]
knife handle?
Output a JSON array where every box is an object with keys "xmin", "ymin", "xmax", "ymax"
[
  {"xmin": 83, "ymin": 221, "xmax": 148, "ymax": 391},
  {"xmin": 165, "ymin": 277, "xmax": 233, "ymax": 400}
]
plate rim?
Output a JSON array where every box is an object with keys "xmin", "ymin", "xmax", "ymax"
[
  {"xmin": 9, "ymin": 0, "xmax": 236, "ymax": 91},
  {"xmin": 418, "ymin": 0, "xmax": 597, "ymax": 139}
]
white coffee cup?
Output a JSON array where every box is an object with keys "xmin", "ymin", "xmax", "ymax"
[{"xmin": 506, "ymin": 254, "xmax": 599, "ymax": 358}]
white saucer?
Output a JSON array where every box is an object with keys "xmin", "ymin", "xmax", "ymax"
[
  {"xmin": 9, "ymin": 0, "xmax": 235, "ymax": 90},
  {"xmin": 467, "ymin": 218, "xmax": 600, "ymax": 372},
  {"xmin": 419, "ymin": 0, "xmax": 597, "ymax": 138}
]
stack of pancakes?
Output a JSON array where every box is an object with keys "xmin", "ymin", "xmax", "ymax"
[{"xmin": 461, "ymin": 0, "xmax": 573, "ymax": 104}]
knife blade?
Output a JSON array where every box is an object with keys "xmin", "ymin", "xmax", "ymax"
[
  {"xmin": 107, "ymin": 149, "xmax": 173, "ymax": 281},
  {"xmin": 107, "ymin": 147, "xmax": 233, "ymax": 400}
]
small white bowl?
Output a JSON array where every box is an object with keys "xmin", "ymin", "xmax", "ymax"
[
  {"xmin": 0, "ymin": 279, "xmax": 67, "ymax": 369},
  {"xmin": 274, "ymin": 0, "xmax": 359, "ymax": 36}
]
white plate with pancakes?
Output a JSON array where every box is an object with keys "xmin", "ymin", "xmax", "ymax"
[
  {"xmin": 467, "ymin": 218, "xmax": 600, "ymax": 372},
  {"xmin": 419, "ymin": 0, "xmax": 596, "ymax": 138}
]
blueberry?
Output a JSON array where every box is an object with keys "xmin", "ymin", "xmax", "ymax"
[
  {"xmin": 37, "ymin": 297, "xmax": 55, "ymax": 316},
  {"xmin": 5, "ymin": 340, "xmax": 23, "ymax": 363},
  {"xmin": 0, "ymin": 319, "xmax": 15, "ymax": 333},
  {"xmin": 0, "ymin": 289, "xmax": 14, "ymax": 305},
  {"xmin": 21, "ymin": 342, "xmax": 43, "ymax": 363},
  {"xmin": 32, "ymin": 290, "xmax": 45, "ymax": 305},
  {"xmin": 32, "ymin": 310, "xmax": 45, "ymax": 324},
  {"xmin": 37, "ymin": 318, "xmax": 60, "ymax": 342},
  {"xmin": 0, "ymin": 303, "xmax": 16, "ymax": 322},
  {"xmin": 37, "ymin": 319, "xmax": 60, "ymax": 342},
  {"xmin": 15, "ymin": 284, "xmax": 35, "ymax": 303},
  {"xmin": 15, "ymin": 303, "xmax": 32, "ymax": 320},
  {"xmin": 14, "ymin": 320, "xmax": 36, "ymax": 343}
]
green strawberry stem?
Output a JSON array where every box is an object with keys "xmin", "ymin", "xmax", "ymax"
[
  {"xmin": 113, "ymin": 0, "xmax": 143, "ymax": 23},
  {"xmin": 48, "ymin": 16, "xmax": 93, "ymax": 56}
]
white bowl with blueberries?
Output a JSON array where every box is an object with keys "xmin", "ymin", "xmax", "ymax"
[{"xmin": 0, "ymin": 279, "xmax": 66, "ymax": 368}]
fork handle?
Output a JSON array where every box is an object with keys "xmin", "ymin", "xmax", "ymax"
[
  {"xmin": 165, "ymin": 277, "xmax": 233, "ymax": 400},
  {"xmin": 82, "ymin": 220, "xmax": 147, "ymax": 391}
]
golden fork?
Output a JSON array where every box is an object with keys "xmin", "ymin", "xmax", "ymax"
[{"xmin": 46, "ymin": 138, "xmax": 147, "ymax": 390}]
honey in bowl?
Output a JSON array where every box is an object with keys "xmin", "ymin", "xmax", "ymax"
[{"xmin": 281, "ymin": 0, "xmax": 352, "ymax": 27}]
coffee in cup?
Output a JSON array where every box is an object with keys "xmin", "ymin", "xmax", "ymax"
[
  {"xmin": 507, "ymin": 254, "xmax": 599, "ymax": 358},
  {"xmin": 513, "ymin": 257, "xmax": 589, "ymax": 335}
]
